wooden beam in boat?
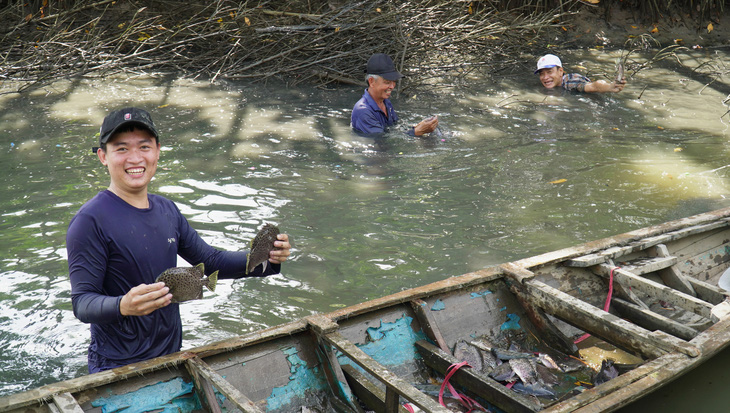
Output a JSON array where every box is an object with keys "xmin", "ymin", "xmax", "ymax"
[
  {"xmin": 563, "ymin": 219, "xmax": 730, "ymax": 268},
  {"xmin": 611, "ymin": 297, "xmax": 698, "ymax": 341},
  {"xmin": 508, "ymin": 280, "xmax": 580, "ymax": 356},
  {"xmin": 523, "ymin": 280, "xmax": 700, "ymax": 358},
  {"xmin": 596, "ymin": 264, "xmax": 714, "ymax": 320},
  {"xmin": 341, "ymin": 364, "xmax": 411, "ymax": 413},
  {"xmin": 415, "ymin": 340, "xmax": 541, "ymax": 413},
  {"xmin": 49, "ymin": 393, "xmax": 84, "ymax": 413},
  {"xmin": 542, "ymin": 352, "xmax": 688, "ymax": 413},
  {"xmin": 651, "ymin": 244, "xmax": 697, "ymax": 296},
  {"xmin": 185, "ymin": 356, "xmax": 262, "ymax": 413},
  {"xmin": 307, "ymin": 315, "xmax": 451, "ymax": 413},
  {"xmin": 310, "ymin": 329, "xmax": 365, "ymax": 413},
  {"xmin": 500, "ymin": 262, "xmax": 535, "ymax": 284},
  {"xmin": 687, "ymin": 277, "xmax": 729, "ymax": 304},
  {"xmin": 410, "ymin": 299, "xmax": 449, "ymax": 352}
]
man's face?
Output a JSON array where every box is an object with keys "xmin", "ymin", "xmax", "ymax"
[
  {"xmin": 98, "ymin": 127, "xmax": 160, "ymax": 196},
  {"xmin": 538, "ymin": 66, "xmax": 564, "ymax": 89},
  {"xmin": 368, "ymin": 76, "xmax": 396, "ymax": 102}
]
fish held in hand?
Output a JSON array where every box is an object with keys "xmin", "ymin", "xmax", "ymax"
[
  {"xmin": 155, "ymin": 263, "xmax": 218, "ymax": 303},
  {"xmin": 246, "ymin": 223, "xmax": 281, "ymax": 275}
]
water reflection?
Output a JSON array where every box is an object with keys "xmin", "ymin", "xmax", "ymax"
[{"xmin": 2, "ymin": 48, "xmax": 730, "ymax": 398}]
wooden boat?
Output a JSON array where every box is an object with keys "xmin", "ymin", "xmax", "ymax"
[{"xmin": 4, "ymin": 207, "xmax": 730, "ymax": 413}]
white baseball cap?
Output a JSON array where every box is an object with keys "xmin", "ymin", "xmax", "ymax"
[{"xmin": 534, "ymin": 54, "xmax": 562, "ymax": 74}]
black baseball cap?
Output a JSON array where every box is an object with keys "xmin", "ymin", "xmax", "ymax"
[
  {"xmin": 99, "ymin": 107, "xmax": 158, "ymax": 146},
  {"xmin": 366, "ymin": 53, "xmax": 403, "ymax": 81}
]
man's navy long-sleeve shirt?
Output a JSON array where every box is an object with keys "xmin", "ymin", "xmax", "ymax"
[{"xmin": 67, "ymin": 190, "xmax": 279, "ymax": 372}]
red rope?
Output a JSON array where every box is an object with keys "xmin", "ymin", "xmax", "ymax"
[
  {"xmin": 438, "ymin": 361, "xmax": 488, "ymax": 412},
  {"xmin": 574, "ymin": 266, "xmax": 618, "ymax": 344}
]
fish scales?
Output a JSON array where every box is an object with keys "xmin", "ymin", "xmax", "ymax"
[
  {"xmin": 155, "ymin": 263, "xmax": 218, "ymax": 303},
  {"xmin": 453, "ymin": 340, "xmax": 483, "ymax": 372},
  {"xmin": 246, "ymin": 223, "xmax": 280, "ymax": 275}
]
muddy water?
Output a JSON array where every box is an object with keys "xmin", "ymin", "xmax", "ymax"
[{"xmin": 2, "ymin": 47, "xmax": 730, "ymax": 406}]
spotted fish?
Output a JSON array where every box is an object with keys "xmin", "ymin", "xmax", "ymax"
[
  {"xmin": 246, "ymin": 223, "xmax": 281, "ymax": 275},
  {"xmin": 155, "ymin": 263, "xmax": 218, "ymax": 303}
]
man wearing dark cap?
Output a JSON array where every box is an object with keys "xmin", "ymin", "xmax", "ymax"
[
  {"xmin": 351, "ymin": 53, "xmax": 439, "ymax": 136},
  {"xmin": 66, "ymin": 107, "xmax": 292, "ymax": 373}
]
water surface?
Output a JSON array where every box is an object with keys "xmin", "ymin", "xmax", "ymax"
[{"xmin": 2, "ymin": 48, "xmax": 730, "ymax": 401}]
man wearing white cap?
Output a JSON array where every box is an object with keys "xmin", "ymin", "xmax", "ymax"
[{"xmin": 535, "ymin": 54, "xmax": 626, "ymax": 93}]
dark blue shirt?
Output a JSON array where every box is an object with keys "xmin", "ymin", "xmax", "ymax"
[
  {"xmin": 67, "ymin": 190, "xmax": 279, "ymax": 372},
  {"xmin": 351, "ymin": 89, "xmax": 399, "ymax": 136}
]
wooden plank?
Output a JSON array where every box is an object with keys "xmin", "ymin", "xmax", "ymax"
[
  {"xmin": 500, "ymin": 262, "xmax": 535, "ymax": 283},
  {"xmin": 596, "ymin": 264, "xmax": 714, "ymax": 320},
  {"xmin": 508, "ymin": 282, "xmax": 579, "ymax": 356},
  {"xmin": 611, "ymin": 297, "xmax": 698, "ymax": 341},
  {"xmin": 523, "ymin": 280, "xmax": 700, "ymax": 358},
  {"xmin": 563, "ymin": 219, "xmax": 730, "ymax": 269},
  {"xmin": 541, "ymin": 352, "xmax": 687, "ymax": 413},
  {"xmin": 410, "ymin": 299, "xmax": 449, "ymax": 352},
  {"xmin": 322, "ymin": 331, "xmax": 450, "ymax": 413},
  {"xmin": 50, "ymin": 393, "xmax": 84, "ymax": 413},
  {"xmin": 185, "ymin": 357, "xmax": 262, "ymax": 413},
  {"xmin": 310, "ymin": 330, "xmax": 365, "ymax": 413},
  {"xmin": 621, "ymin": 256, "xmax": 677, "ymax": 276},
  {"xmin": 652, "ymin": 244, "xmax": 696, "ymax": 296},
  {"xmin": 341, "ymin": 365, "xmax": 411, "ymax": 413},
  {"xmin": 415, "ymin": 340, "xmax": 541, "ymax": 413},
  {"xmin": 687, "ymin": 277, "xmax": 728, "ymax": 304}
]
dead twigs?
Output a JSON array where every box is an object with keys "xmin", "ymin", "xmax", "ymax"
[{"xmin": 0, "ymin": 0, "xmax": 571, "ymax": 93}]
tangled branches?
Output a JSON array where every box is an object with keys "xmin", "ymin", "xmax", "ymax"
[{"xmin": 0, "ymin": 0, "xmax": 569, "ymax": 94}]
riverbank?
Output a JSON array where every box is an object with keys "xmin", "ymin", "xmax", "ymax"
[{"xmin": 0, "ymin": 0, "xmax": 728, "ymax": 94}]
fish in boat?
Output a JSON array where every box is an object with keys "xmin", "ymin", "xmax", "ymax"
[
  {"xmin": 7, "ymin": 208, "xmax": 730, "ymax": 412},
  {"xmin": 593, "ymin": 359, "xmax": 620, "ymax": 386},
  {"xmin": 512, "ymin": 382, "xmax": 557, "ymax": 399},
  {"xmin": 453, "ymin": 340, "xmax": 483, "ymax": 372},
  {"xmin": 245, "ymin": 223, "xmax": 280, "ymax": 275},
  {"xmin": 155, "ymin": 263, "xmax": 217, "ymax": 303},
  {"xmin": 491, "ymin": 347, "xmax": 537, "ymax": 361},
  {"xmin": 509, "ymin": 358, "xmax": 538, "ymax": 385}
]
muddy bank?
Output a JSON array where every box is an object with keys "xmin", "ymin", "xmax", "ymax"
[{"xmin": 0, "ymin": 0, "xmax": 728, "ymax": 94}]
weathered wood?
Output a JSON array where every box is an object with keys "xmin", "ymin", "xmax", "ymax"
[
  {"xmin": 410, "ymin": 299, "xmax": 449, "ymax": 352},
  {"xmin": 595, "ymin": 264, "xmax": 714, "ymax": 320},
  {"xmin": 508, "ymin": 281, "xmax": 579, "ymax": 356},
  {"xmin": 185, "ymin": 357, "xmax": 223, "ymax": 413},
  {"xmin": 500, "ymin": 262, "xmax": 536, "ymax": 284},
  {"xmin": 321, "ymin": 331, "xmax": 451, "ymax": 413},
  {"xmin": 605, "ymin": 260, "xmax": 651, "ymax": 310},
  {"xmin": 341, "ymin": 365, "xmax": 411, "ymax": 413},
  {"xmin": 541, "ymin": 353, "xmax": 689, "ymax": 413},
  {"xmin": 563, "ymin": 219, "xmax": 730, "ymax": 268},
  {"xmin": 310, "ymin": 330, "xmax": 365, "ymax": 413},
  {"xmin": 651, "ymin": 244, "xmax": 697, "ymax": 295},
  {"xmin": 611, "ymin": 297, "xmax": 698, "ymax": 341},
  {"xmin": 620, "ymin": 256, "xmax": 677, "ymax": 275},
  {"xmin": 50, "ymin": 393, "xmax": 83, "ymax": 413},
  {"xmin": 524, "ymin": 280, "xmax": 682, "ymax": 359},
  {"xmin": 687, "ymin": 277, "xmax": 728, "ymax": 304},
  {"xmin": 415, "ymin": 340, "xmax": 541, "ymax": 413},
  {"xmin": 185, "ymin": 357, "xmax": 262, "ymax": 413}
]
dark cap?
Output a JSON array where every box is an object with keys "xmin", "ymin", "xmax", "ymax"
[
  {"xmin": 99, "ymin": 107, "xmax": 158, "ymax": 146},
  {"xmin": 366, "ymin": 53, "xmax": 403, "ymax": 81}
]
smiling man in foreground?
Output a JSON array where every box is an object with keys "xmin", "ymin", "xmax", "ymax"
[{"xmin": 66, "ymin": 107, "xmax": 291, "ymax": 373}]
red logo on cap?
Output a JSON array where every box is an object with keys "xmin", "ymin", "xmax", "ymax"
[{"xmin": 124, "ymin": 113, "xmax": 131, "ymax": 120}]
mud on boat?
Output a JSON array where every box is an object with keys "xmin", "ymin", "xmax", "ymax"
[{"xmin": 3, "ymin": 208, "xmax": 730, "ymax": 412}]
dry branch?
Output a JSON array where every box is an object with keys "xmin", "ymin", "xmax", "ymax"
[{"xmin": 0, "ymin": 0, "xmax": 573, "ymax": 94}]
